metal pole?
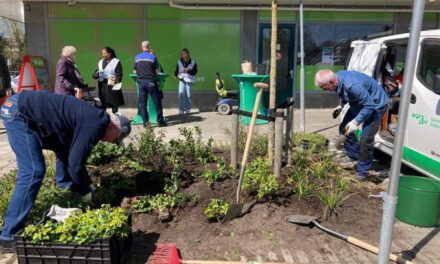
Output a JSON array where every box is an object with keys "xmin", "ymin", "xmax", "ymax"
[
  {"xmin": 299, "ymin": 0, "xmax": 305, "ymax": 133},
  {"xmin": 377, "ymin": 0, "xmax": 425, "ymax": 263}
]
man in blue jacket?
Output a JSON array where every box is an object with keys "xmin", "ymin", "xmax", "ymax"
[
  {"xmin": 133, "ymin": 40, "xmax": 167, "ymax": 127},
  {"xmin": 315, "ymin": 70, "xmax": 389, "ymax": 180},
  {"xmin": 0, "ymin": 91, "xmax": 131, "ymax": 253}
]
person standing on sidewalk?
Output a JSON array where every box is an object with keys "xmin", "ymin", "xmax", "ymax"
[
  {"xmin": 54, "ymin": 46, "xmax": 86, "ymax": 96},
  {"xmin": 133, "ymin": 41, "xmax": 167, "ymax": 127},
  {"xmin": 92, "ymin": 46, "xmax": 125, "ymax": 113},
  {"xmin": 0, "ymin": 54, "xmax": 12, "ymax": 107},
  {"xmin": 315, "ymin": 69, "xmax": 388, "ymax": 181},
  {"xmin": 0, "ymin": 91, "xmax": 131, "ymax": 253},
  {"xmin": 174, "ymin": 48, "xmax": 197, "ymax": 115}
]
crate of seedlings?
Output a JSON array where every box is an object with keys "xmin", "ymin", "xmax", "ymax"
[{"xmin": 15, "ymin": 205, "xmax": 131, "ymax": 264}]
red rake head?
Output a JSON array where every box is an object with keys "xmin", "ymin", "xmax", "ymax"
[{"xmin": 150, "ymin": 243, "xmax": 182, "ymax": 264}]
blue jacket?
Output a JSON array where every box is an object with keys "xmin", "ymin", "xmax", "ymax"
[
  {"xmin": 336, "ymin": 70, "xmax": 388, "ymax": 124},
  {"xmin": 133, "ymin": 52, "xmax": 158, "ymax": 80},
  {"xmin": 18, "ymin": 91, "xmax": 109, "ymax": 195}
]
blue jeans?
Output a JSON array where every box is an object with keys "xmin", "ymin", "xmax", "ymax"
[
  {"xmin": 0, "ymin": 94, "xmax": 46, "ymax": 240},
  {"xmin": 138, "ymin": 79, "xmax": 164, "ymax": 125},
  {"xmin": 340, "ymin": 106, "xmax": 386, "ymax": 178},
  {"xmin": 178, "ymin": 81, "xmax": 192, "ymax": 113}
]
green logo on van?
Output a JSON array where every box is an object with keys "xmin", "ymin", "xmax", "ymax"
[{"xmin": 411, "ymin": 113, "xmax": 428, "ymax": 125}]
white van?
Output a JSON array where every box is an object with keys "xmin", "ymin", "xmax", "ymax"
[{"xmin": 346, "ymin": 29, "xmax": 440, "ymax": 180}]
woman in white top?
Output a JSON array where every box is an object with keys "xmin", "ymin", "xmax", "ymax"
[
  {"xmin": 174, "ymin": 48, "xmax": 197, "ymax": 115},
  {"xmin": 92, "ymin": 47, "xmax": 124, "ymax": 113}
]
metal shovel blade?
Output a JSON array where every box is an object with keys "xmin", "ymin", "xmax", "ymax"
[
  {"xmin": 223, "ymin": 203, "xmax": 243, "ymax": 222},
  {"xmin": 286, "ymin": 214, "xmax": 319, "ymax": 225}
]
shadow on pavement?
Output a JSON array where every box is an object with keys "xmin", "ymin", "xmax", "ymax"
[{"xmin": 400, "ymin": 227, "xmax": 440, "ymax": 261}]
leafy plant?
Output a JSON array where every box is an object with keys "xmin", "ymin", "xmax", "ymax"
[
  {"xmin": 224, "ymin": 127, "xmax": 268, "ymax": 156},
  {"xmin": 130, "ymin": 193, "xmax": 196, "ymax": 214},
  {"xmin": 23, "ymin": 205, "xmax": 130, "ymax": 244},
  {"xmin": 138, "ymin": 124, "xmax": 166, "ymax": 159},
  {"xmin": 88, "ymin": 142, "xmax": 132, "ymax": 165},
  {"xmin": 0, "ymin": 171, "xmax": 17, "ymax": 229},
  {"xmin": 294, "ymin": 133, "xmax": 329, "ymax": 153},
  {"xmin": 168, "ymin": 127, "xmax": 215, "ymax": 163},
  {"xmin": 319, "ymin": 185, "xmax": 352, "ymax": 218},
  {"xmin": 204, "ymin": 199, "xmax": 230, "ymax": 222},
  {"xmin": 203, "ymin": 157, "xmax": 227, "ymax": 186},
  {"xmin": 242, "ymin": 158, "xmax": 282, "ymax": 200}
]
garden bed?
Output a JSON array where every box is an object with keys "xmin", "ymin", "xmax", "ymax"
[{"xmin": 1, "ymin": 126, "xmax": 391, "ymax": 263}]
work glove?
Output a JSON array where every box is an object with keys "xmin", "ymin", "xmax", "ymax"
[
  {"xmin": 81, "ymin": 184, "xmax": 95, "ymax": 203},
  {"xmin": 332, "ymin": 105, "xmax": 343, "ymax": 119},
  {"xmin": 345, "ymin": 120, "xmax": 359, "ymax": 136}
]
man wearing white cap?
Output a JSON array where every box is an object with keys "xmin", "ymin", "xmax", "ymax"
[{"xmin": 0, "ymin": 91, "xmax": 131, "ymax": 253}]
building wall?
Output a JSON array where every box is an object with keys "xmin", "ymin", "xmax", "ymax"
[{"xmin": 24, "ymin": 3, "xmax": 439, "ymax": 108}]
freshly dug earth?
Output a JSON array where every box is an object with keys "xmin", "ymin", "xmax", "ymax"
[{"xmin": 128, "ymin": 173, "xmax": 390, "ymax": 263}]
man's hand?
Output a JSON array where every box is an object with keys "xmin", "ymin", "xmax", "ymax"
[
  {"xmin": 345, "ymin": 120, "xmax": 359, "ymax": 135},
  {"xmin": 332, "ymin": 105, "xmax": 343, "ymax": 119}
]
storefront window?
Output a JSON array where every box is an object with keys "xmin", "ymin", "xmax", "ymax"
[{"xmin": 302, "ymin": 23, "xmax": 393, "ymax": 66}]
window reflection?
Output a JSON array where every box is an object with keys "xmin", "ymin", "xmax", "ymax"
[{"xmin": 301, "ymin": 24, "xmax": 393, "ymax": 66}]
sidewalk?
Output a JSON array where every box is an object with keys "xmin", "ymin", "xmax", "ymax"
[{"xmin": 1, "ymin": 108, "xmax": 440, "ymax": 264}]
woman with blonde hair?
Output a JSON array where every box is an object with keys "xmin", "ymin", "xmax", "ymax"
[{"xmin": 55, "ymin": 46, "xmax": 86, "ymax": 96}]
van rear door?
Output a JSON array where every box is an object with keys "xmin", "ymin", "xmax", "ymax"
[{"xmin": 347, "ymin": 40, "xmax": 383, "ymax": 76}]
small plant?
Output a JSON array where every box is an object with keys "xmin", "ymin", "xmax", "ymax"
[
  {"xmin": 242, "ymin": 158, "xmax": 282, "ymax": 200},
  {"xmin": 23, "ymin": 205, "xmax": 130, "ymax": 244},
  {"xmin": 0, "ymin": 171, "xmax": 18, "ymax": 229},
  {"xmin": 202, "ymin": 157, "xmax": 226, "ymax": 186},
  {"xmin": 88, "ymin": 142, "xmax": 132, "ymax": 165},
  {"xmin": 129, "ymin": 193, "xmax": 196, "ymax": 214},
  {"xmin": 290, "ymin": 150, "xmax": 312, "ymax": 170},
  {"xmin": 204, "ymin": 199, "xmax": 230, "ymax": 222},
  {"xmin": 294, "ymin": 133, "xmax": 329, "ymax": 153},
  {"xmin": 224, "ymin": 127, "xmax": 268, "ymax": 156},
  {"xmin": 168, "ymin": 127, "xmax": 215, "ymax": 163},
  {"xmin": 138, "ymin": 124, "xmax": 166, "ymax": 159},
  {"xmin": 319, "ymin": 185, "xmax": 352, "ymax": 218}
]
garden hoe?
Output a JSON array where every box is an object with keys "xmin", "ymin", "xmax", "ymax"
[
  {"xmin": 286, "ymin": 215, "xmax": 415, "ymax": 264},
  {"xmin": 223, "ymin": 82, "xmax": 269, "ymax": 222}
]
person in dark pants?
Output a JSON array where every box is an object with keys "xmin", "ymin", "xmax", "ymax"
[
  {"xmin": 133, "ymin": 40, "xmax": 166, "ymax": 127},
  {"xmin": 315, "ymin": 70, "xmax": 389, "ymax": 181},
  {"xmin": 54, "ymin": 46, "xmax": 86, "ymax": 96},
  {"xmin": 0, "ymin": 91, "xmax": 131, "ymax": 253},
  {"xmin": 0, "ymin": 54, "xmax": 12, "ymax": 107},
  {"xmin": 92, "ymin": 47, "xmax": 125, "ymax": 113}
]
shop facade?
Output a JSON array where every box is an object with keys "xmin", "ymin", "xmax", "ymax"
[{"xmin": 23, "ymin": 2, "xmax": 440, "ymax": 108}]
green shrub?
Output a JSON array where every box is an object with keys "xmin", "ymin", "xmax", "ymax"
[
  {"xmin": 203, "ymin": 157, "xmax": 227, "ymax": 186},
  {"xmin": 138, "ymin": 124, "xmax": 166, "ymax": 158},
  {"xmin": 242, "ymin": 158, "xmax": 282, "ymax": 200},
  {"xmin": 294, "ymin": 133, "xmax": 329, "ymax": 153},
  {"xmin": 129, "ymin": 193, "xmax": 196, "ymax": 213},
  {"xmin": 88, "ymin": 142, "xmax": 132, "ymax": 165},
  {"xmin": 23, "ymin": 205, "xmax": 130, "ymax": 244},
  {"xmin": 0, "ymin": 171, "xmax": 16, "ymax": 229},
  {"xmin": 204, "ymin": 199, "xmax": 230, "ymax": 221},
  {"xmin": 168, "ymin": 127, "xmax": 215, "ymax": 163}
]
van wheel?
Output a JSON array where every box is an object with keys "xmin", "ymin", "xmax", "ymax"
[{"xmin": 218, "ymin": 103, "xmax": 231, "ymax": 115}]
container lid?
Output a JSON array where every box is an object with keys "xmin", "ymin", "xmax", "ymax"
[{"xmin": 399, "ymin": 175, "xmax": 440, "ymax": 193}]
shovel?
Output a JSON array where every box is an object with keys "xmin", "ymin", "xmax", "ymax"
[
  {"xmin": 286, "ymin": 215, "xmax": 415, "ymax": 264},
  {"xmin": 223, "ymin": 82, "xmax": 269, "ymax": 222}
]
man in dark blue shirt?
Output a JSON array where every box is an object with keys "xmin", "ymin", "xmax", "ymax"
[
  {"xmin": 0, "ymin": 91, "xmax": 131, "ymax": 253},
  {"xmin": 133, "ymin": 40, "xmax": 166, "ymax": 127},
  {"xmin": 315, "ymin": 70, "xmax": 388, "ymax": 181}
]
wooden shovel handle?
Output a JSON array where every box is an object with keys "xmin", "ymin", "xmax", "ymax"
[
  {"xmin": 236, "ymin": 87, "xmax": 264, "ymax": 203},
  {"xmin": 347, "ymin": 236, "xmax": 415, "ymax": 264}
]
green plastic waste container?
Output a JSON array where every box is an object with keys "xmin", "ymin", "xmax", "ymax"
[
  {"xmin": 396, "ymin": 175, "xmax": 440, "ymax": 227},
  {"xmin": 129, "ymin": 73, "xmax": 169, "ymax": 125},
  {"xmin": 232, "ymin": 74, "xmax": 269, "ymax": 125}
]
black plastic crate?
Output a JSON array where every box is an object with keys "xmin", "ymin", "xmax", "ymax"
[{"xmin": 15, "ymin": 233, "xmax": 132, "ymax": 264}]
